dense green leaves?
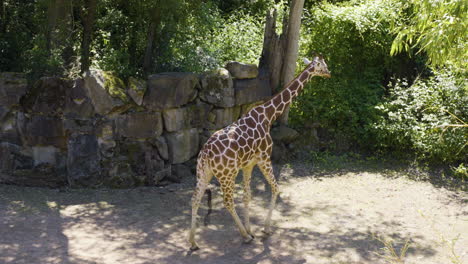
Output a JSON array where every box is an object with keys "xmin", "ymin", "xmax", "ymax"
[
  {"xmin": 290, "ymin": 0, "xmax": 407, "ymax": 150},
  {"xmin": 371, "ymin": 71, "xmax": 467, "ymax": 163},
  {"xmin": 290, "ymin": 0, "xmax": 466, "ymax": 166},
  {"xmin": 0, "ymin": 0, "xmax": 466, "ymax": 166},
  {"xmin": 390, "ymin": 0, "xmax": 468, "ymax": 68},
  {"xmin": 0, "ymin": 0, "xmax": 268, "ymax": 78}
]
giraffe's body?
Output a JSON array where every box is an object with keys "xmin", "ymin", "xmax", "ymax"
[{"xmin": 189, "ymin": 56, "xmax": 330, "ymax": 250}]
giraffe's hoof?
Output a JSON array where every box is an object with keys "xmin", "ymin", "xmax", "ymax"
[
  {"xmin": 243, "ymin": 235, "xmax": 255, "ymax": 244},
  {"xmin": 189, "ymin": 245, "xmax": 200, "ymax": 251}
]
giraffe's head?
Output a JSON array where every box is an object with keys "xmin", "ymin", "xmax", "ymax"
[{"xmin": 304, "ymin": 55, "xmax": 331, "ymax": 78}]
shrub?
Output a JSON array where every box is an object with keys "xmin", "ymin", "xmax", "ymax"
[
  {"xmin": 290, "ymin": 0, "xmax": 411, "ymax": 150},
  {"xmin": 370, "ymin": 70, "xmax": 467, "ymax": 164}
]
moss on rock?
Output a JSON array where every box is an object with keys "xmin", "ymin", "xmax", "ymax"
[{"xmin": 101, "ymin": 71, "xmax": 129, "ymax": 103}]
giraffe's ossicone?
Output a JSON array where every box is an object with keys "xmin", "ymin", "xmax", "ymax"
[{"xmin": 189, "ymin": 56, "xmax": 331, "ymax": 250}]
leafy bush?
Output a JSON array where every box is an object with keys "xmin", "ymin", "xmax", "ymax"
[
  {"xmin": 204, "ymin": 11, "xmax": 265, "ymax": 66},
  {"xmin": 370, "ymin": 70, "xmax": 468, "ymax": 164},
  {"xmin": 391, "ymin": 0, "xmax": 468, "ymax": 68},
  {"xmin": 290, "ymin": 0, "xmax": 412, "ymax": 150},
  {"xmin": 92, "ymin": 2, "xmax": 264, "ymax": 75}
]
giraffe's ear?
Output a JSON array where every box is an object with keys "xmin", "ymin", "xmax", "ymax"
[{"xmin": 303, "ymin": 58, "xmax": 312, "ymax": 65}]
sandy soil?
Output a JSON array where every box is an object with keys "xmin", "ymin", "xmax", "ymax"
[{"xmin": 0, "ymin": 161, "xmax": 466, "ymax": 264}]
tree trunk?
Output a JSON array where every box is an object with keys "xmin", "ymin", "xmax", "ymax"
[
  {"xmin": 259, "ymin": 9, "xmax": 286, "ymax": 93},
  {"xmin": 278, "ymin": 0, "xmax": 304, "ymax": 125},
  {"xmin": 259, "ymin": 0, "xmax": 305, "ymax": 126},
  {"xmin": 142, "ymin": 6, "xmax": 161, "ymax": 75},
  {"xmin": 80, "ymin": 0, "xmax": 97, "ymax": 74},
  {"xmin": 46, "ymin": 0, "xmax": 58, "ymax": 54},
  {"xmin": 129, "ymin": 24, "xmax": 138, "ymax": 71},
  {"xmin": 143, "ymin": 21, "xmax": 156, "ymax": 74},
  {"xmin": 0, "ymin": 0, "xmax": 5, "ymax": 33}
]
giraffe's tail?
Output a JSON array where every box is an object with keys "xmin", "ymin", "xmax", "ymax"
[{"xmin": 203, "ymin": 187, "xmax": 212, "ymax": 226}]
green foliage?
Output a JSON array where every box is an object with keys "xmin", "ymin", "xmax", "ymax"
[
  {"xmin": 1, "ymin": 0, "xmax": 465, "ymax": 168},
  {"xmin": 204, "ymin": 11, "xmax": 265, "ymax": 66},
  {"xmin": 92, "ymin": 0, "xmax": 218, "ymax": 76},
  {"xmin": 452, "ymin": 163, "xmax": 467, "ymax": 180},
  {"xmin": 155, "ymin": 1, "xmax": 223, "ymax": 73},
  {"xmin": 370, "ymin": 70, "xmax": 468, "ymax": 163},
  {"xmin": 92, "ymin": 0, "xmax": 264, "ymax": 75},
  {"xmin": 290, "ymin": 0, "xmax": 408, "ymax": 150},
  {"xmin": 390, "ymin": 0, "xmax": 468, "ymax": 68},
  {"xmin": 290, "ymin": 0, "xmax": 466, "ymax": 167},
  {"xmin": 0, "ymin": 0, "xmax": 266, "ymax": 78},
  {"xmin": 0, "ymin": 0, "xmax": 67, "ymax": 79}
]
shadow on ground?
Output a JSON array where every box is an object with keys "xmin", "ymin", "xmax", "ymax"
[{"xmin": 0, "ymin": 160, "xmax": 466, "ymax": 264}]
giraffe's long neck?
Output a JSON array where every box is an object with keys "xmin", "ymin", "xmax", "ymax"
[{"xmin": 259, "ymin": 65, "xmax": 315, "ymax": 127}]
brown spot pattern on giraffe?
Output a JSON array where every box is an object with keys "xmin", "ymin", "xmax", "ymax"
[
  {"xmin": 299, "ymin": 72, "xmax": 308, "ymax": 82},
  {"xmin": 289, "ymin": 80, "xmax": 300, "ymax": 91}
]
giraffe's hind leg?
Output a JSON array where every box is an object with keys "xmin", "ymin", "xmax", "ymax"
[
  {"xmin": 220, "ymin": 176, "xmax": 254, "ymax": 243},
  {"xmin": 258, "ymin": 157, "xmax": 279, "ymax": 235},
  {"xmin": 188, "ymin": 171, "xmax": 213, "ymax": 251},
  {"xmin": 242, "ymin": 165, "xmax": 254, "ymax": 235}
]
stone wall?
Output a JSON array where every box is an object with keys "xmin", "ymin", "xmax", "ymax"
[{"xmin": 0, "ymin": 63, "xmax": 270, "ymax": 188}]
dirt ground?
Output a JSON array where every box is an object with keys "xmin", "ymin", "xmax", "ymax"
[{"xmin": 0, "ymin": 161, "xmax": 467, "ymax": 264}]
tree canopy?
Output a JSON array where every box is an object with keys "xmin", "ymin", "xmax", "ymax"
[
  {"xmin": 390, "ymin": 0, "xmax": 468, "ymax": 68},
  {"xmin": 0, "ymin": 0, "xmax": 466, "ymax": 168}
]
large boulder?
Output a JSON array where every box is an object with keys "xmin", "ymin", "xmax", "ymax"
[
  {"xmin": 64, "ymin": 78, "xmax": 95, "ymax": 119},
  {"xmin": 169, "ymin": 163, "xmax": 193, "ymax": 183},
  {"xmin": 188, "ymin": 100, "xmax": 212, "ymax": 128},
  {"xmin": 149, "ymin": 136, "xmax": 169, "ymax": 161},
  {"xmin": 107, "ymin": 162, "xmax": 139, "ymax": 188},
  {"xmin": 0, "ymin": 143, "xmax": 65, "ymax": 187},
  {"xmin": 115, "ymin": 112, "xmax": 163, "ymax": 139},
  {"xmin": 18, "ymin": 114, "xmax": 66, "ymax": 149},
  {"xmin": 234, "ymin": 77, "xmax": 271, "ymax": 105},
  {"xmin": 271, "ymin": 125, "xmax": 299, "ymax": 144},
  {"xmin": 96, "ymin": 120, "xmax": 116, "ymax": 158},
  {"xmin": 32, "ymin": 145, "xmax": 64, "ymax": 167},
  {"xmin": 143, "ymin": 145, "xmax": 166, "ymax": 185},
  {"xmin": 148, "ymin": 165, "xmax": 172, "ymax": 186},
  {"xmin": 67, "ymin": 134, "xmax": 101, "ymax": 187},
  {"xmin": 200, "ymin": 68, "xmax": 235, "ymax": 107},
  {"xmin": 162, "ymin": 101, "xmax": 212, "ymax": 132},
  {"xmin": 225, "ymin": 62, "xmax": 259, "ymax": 79},
  {"xmin": 0, "ymin": 72, "xmax": 27, "ymax": 109},
  {"xmin": 83, "ymin": 70, "xmax": 131, "ymax": 115},
  {"xmin": 0, "ymin": 142, "xmax": 33, "ymax": 173},
  {"xmin": 0, "ymin": 105, "xmax": 7, "ymax": 120},
  {"xmin": 0, "ymin": 109, "xmax": 21, "ymax": 144},
  {"xmin": 207, "ymin": 106, "xmax": 241, "ymax": 129},
  {"xmin": 127, "ymin": 77, "xmax": 146, "ymax": 106},
  {"xmin": 112, "ymin": 140, "xmax": 166, "ymax": 186},
  {"xmin": 0, "ymin": 143, "xmax": 68, "ymax": 187},
  {"xmin": 162, "ymin": 108, "xmax": 191, "ymax": 132},
  {"xmin": 25, "ymin": 77, "xmax": 70, "ymax": 116},
  {"xmin": 164, "ymin": 128, "xmax": 199, "ymax": 164},
  {"xmin": 143, "ymin": 72, "xmax": 199, "ymax": 110},
  {"xmin": 63, "ymin": 118, "xmax": 97, "ymax": 135}
]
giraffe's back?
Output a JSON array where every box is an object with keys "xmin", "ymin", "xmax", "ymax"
[{"xmin": 198, "ymin": 112, "xmax": 273, "ymax": 179}]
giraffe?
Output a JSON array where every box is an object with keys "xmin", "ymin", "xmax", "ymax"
[{"xmin": 189, "ymin": 55, "xmax": 331, "ymax": 250}]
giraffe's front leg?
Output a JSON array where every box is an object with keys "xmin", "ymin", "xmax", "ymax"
[
  {"xmin": 258, "ymin": 158, "xmax": 279, "ymax": 235},
  {"xmin": 242, "ymin": 166, "xmax": 254, "ymax": 236},
  {"xmin": 221, "ymin": 179, "xmax": 254, "ymax": 243}
]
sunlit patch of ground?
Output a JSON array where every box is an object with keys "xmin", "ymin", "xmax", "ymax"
[{"xmin": 0, "ymin": 161, "xmax": 466, "ymax": 264}]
